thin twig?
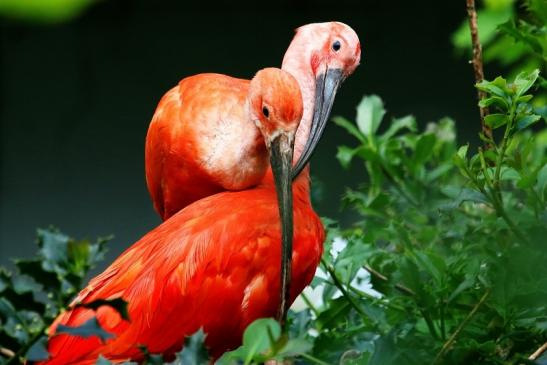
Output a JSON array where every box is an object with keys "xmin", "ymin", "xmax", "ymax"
[
  {"xmin": 300, "ymin": 292, "xmax": 320, "ymax": 317},
  {"xmin": 0, "ymin": 347, "xmax": 15, "ymax": 358},
  {"xmin": 322, "ymin": 261, "xmax": 368, "ymax": 320},
  {"xmin": 433, "ymin": 289, "xmax": 491, "ymax": 364},
  {"xmin": 466, "ymin": 0, "xmax": 492, "ymax": 142},
  {"xmin": 299, "ymin": 353, "xmax": 332, "ymax": 365},
  {"xmin": 529, "ymin": 341, "xmax": 547, "ymax": 360},
  {"xmin": 460, "ymin": 161, "xmax": 529, "ymax": 243},
  {"xmin": 364, "ymin": 265, "xmax": 416, "ymax": 296}
]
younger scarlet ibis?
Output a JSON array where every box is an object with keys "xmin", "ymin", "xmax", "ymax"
[
  {"xmin": 146, "ymin": 21, "xmax": 361, "ymax": 220},
  {"xmin": 40, "ymin": 68, "xmax": 324, "ymax": 364}
]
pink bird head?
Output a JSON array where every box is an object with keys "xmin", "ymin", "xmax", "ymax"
[
  {"xmin": 283, "ymin": 21, "xmax": 361, "ymax": 82},
  {"xmin": 299, "ymin": 21, "xmax": 361, "ymax": 78},
  {"xmin": 283, "ymin": 21, "xmax": 361, "ymax": 178},
  {"xmin": 248, "ymin": 67, "xmax": 303, "ymax": 144}
]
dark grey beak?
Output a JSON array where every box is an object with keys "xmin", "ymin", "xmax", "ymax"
[
  {"xmin": 269, "ymin": 132, "xmax": 295, "ymax": 325},
  {"xmin": 291, "ymin": 68, "xmax": 345, "ymax": 179}
]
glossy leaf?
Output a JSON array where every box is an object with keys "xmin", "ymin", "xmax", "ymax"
[
  {"xmin": 356, "ymin": 95, "xmax": 385, "ymax": 136},
  {"xmin": 484, "ymin": 113, "xmax": 508, "ymax": 129}
]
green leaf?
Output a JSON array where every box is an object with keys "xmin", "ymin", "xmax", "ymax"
[
  {"xmin": 448, "ymin": 278, "xmax": 476, "ymax": 303},
  {"xmin": 37, "ymin": 228, "xmax": 70, "ymax": 273},
  {"xmin": 221, "ymin": 318, "xmax": 281, "ymax": 364},
  {"xmin": 499, "ymin": 20, "xmax": 544, "ymax": 56},
  {"xmin": 368, "ymin": 330, "xmax": 430, "ymax": 365},
  {"xmin": 537, "ymin": 164, "xmax": 547, "ymax": 193},
  {"xmin": 476, "ymin": 77, "xmax": 508, "ymax": 97},
  {"xmin": 337, "ymin": 146, "xmax": 357, "ymax": 169},
  {"xmin": 177, "ymin": 329, "xmax": 209, "ymax": 364},
  {"xmin": 484, "ymin": 113, "xmax": 508, "ymax": 129},
  {"xmin": 414, "ymin": 134, "xmax": 436, "ymax": 165},
  {"xmin": 356, "ymin": 95, "xmax": 386, "ymax": 136},
  {"xmin": 55, "ymin": 317, "xmax": 114, "ymax": 342},
  {"xmin": 478, "ymin": 96, "xmax": 509, "ymax": 110},
  {"xmin": 414, "ymin": 251, "xmax": 446, "ymax": 284},
  {"xmin": 381, "ymin": 115, "xmax": 417, "ymax": 140},
  {"xmin": 26, "ymin": 336, "xmax": 50, "ymax": 362},
  {"xmin": 453, "ymin": 145, "xmax": 469, "ymax": 172},
  {"xmin": 14, "ymin": 259, "xmax": 59, "ymax": 290},
  {"xmin": 527, "ymin": 0, "xmax": 547, "ymax": 23},
  {"xmin": 0, "ymin": 0, "xmax": 95, "ymax": 23},
  {"xmin": 516, "ymin": 114, "xmax": 541, "ymax": 129},
  {"xmin": 316, "ymin": 297, "xmax": 352, "ymax": 330},
  {"xmin": 333, "ymin": 116, "xmax": 366, "ymax": 143},
  {"xmin": 277, "ymin": 338, "xmax": 313, "ymax": 357},
  {"xmin": 457, "ymin": 144, "xmax": 469, "ymax": 159},
  {"xmin": 74, "ymin": 298, "xmax": 130, "ymax": 321},
  {"xmin": 95, "ymin": 355, "xmax": 115, "ymax": 365},
  {"xmin": 440, "ymin": 186, "xmax": 489, "ymax": 210},
  {"xmin": 138, "ymin": 346, "xmax": 164, "ymax": 365},
  {"xmin": 513, "ymin": 69, "xmax": 540, "ymax": 97},
  {"xmin": 355, "ymin": 145, "xmax": 381, "ymax": 163},
  {"xmin": 517, "ymin": 94, "xmax": 533, "ymax": 103}
]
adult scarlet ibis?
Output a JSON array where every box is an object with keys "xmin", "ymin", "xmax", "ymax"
[
  {"xmin": 146, "ymin": 21, "xmax": 361, "ymax": 220},
  {"xmin": 40, "ymin": 68, "xmax": 323, "ymax": 364}
]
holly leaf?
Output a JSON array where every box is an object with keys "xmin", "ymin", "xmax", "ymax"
[
  {"xmin": 55, "ymin": 317, "xmax": 114, "ymax": 342},
  {"xmin": 25, "ymin": 336, "xmax": 50, "ymax": 362}
]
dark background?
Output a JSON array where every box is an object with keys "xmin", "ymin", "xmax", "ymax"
[{"xmin": 1, "ymin": 0, "xmax": 482, "ymax": 266}]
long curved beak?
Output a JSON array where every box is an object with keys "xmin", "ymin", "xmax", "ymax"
[
  {"xmin": 269, "ymin": 132, "xmax": 295, "ymax": 325},
  {"xmin": 291, "ymin": 68, "xmax": 345, "ymax": 179}
]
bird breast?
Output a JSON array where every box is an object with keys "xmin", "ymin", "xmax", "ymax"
[{"xmin": 193, "ymin": 102, "xmax": 268, "ymax": 191}]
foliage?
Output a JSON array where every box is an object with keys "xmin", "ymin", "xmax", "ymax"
[
  {"xmin": 452, "ymin": 0, "xmax": 546, "ymax": 106},
  {"xmin": 221, "ymin": 69, "xmax": 546, "ymax": 365},
  {"xmin": 0, "ymin": 0, "xmax": 94, "ymax": 23},
  {"xmin": 319, "ymin": 75, "xmax": 545, "ymax": 364},
  {"xmin": 0, "ymin": 228, "xmax": 126, "ymax": 364},
  {"xmin": 1, "ymin": 3, "xmax": 546, "ymax": 365},
  {"xmin": 2, "ymin": 69, "xmax": 546, "ymax": 365},
  {"xmin": 452, "ymin": 0, "xmax": 546, "ymax": 72}
]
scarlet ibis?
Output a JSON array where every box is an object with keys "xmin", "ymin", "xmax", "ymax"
[
  {"xmin": 146, "ymin": 21, "xmax": 361, "ymax": 220},
  {"xmin": 40, "ymin": 68, "xmax": 323, "ymax": 364}
]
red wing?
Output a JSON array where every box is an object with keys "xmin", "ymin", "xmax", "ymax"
[{"xmin": 42, "ymin": 186, "xmax": 323, "ymax": 364}]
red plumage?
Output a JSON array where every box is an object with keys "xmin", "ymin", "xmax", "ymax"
[
  {"xmin": 145, "ymin": 74, "xmax": 268, "ymax": 220},
  {"xmin": 40, "ymin": 175, "xmax": 322, "ymax": 364}
]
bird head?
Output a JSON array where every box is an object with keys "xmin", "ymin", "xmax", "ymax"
[
  {"xmin": 249, "ymin": 67, "xmax": 303, "ymax": 147},
  {"xmin": 285, "ymin": 21, "xmax": 361, "ymax": 178},
  {"xmin": 248, "ymin": 68, "xmax": 303, "ymax": 317},
  {"xmin": 248, "ymin": 68, "xmax": 302, "ymax": 203}
]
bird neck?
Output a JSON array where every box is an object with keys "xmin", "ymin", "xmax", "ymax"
[
  {"xmin": 281, "ymin": 43, "xmax": 315, "ymax": 173},
  {"xmin": 261, "ymin": 168, "xmax": 311, "ymax": 203}
]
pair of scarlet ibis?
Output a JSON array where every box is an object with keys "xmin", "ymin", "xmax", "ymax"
[{"xmin": 41, "ymin": 21, "xmax": 361, "ymax": 364}]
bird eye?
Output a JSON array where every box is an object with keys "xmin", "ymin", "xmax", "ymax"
[
  {"xmin": 262, "ymin": 106, "xmax": 270, "ymax": 118},
  {"xmin": 332, "ymin": 40, "xmax": 341, "ymax": 52}
]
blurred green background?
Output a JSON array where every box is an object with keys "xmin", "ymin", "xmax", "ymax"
[{"xmin": 1, "ymin": 0, "xmax": 486, "ymax": 265}]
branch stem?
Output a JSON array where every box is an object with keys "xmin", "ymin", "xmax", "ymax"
[
  {"xmin": 0, "ymin": 347, "xmax": 15, "ymax": 358},
  {"xmin": 322, "ymin": 261, "xmax": 368, "ymax": 321},
  {"xmin": 529, "ymin": 342, "xmax": 547, "ymax": 361},
  {"xmin": 364, "ymin": 265, "xmax": 415, "ymax": 296},
  {"xmin": 300, "ymin": 292, "xmax": 320, "ymax": 317},
  {"xmin": 433, "ymin": 289, "xmax": 490, "ymax": 364},
  {"xmin": 466, "ymin": 0, "xmax": 492, "ymax": 141},
  {"xmin": 299, "ymin": 353, "xmax": 331, "ymax": 365}
]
